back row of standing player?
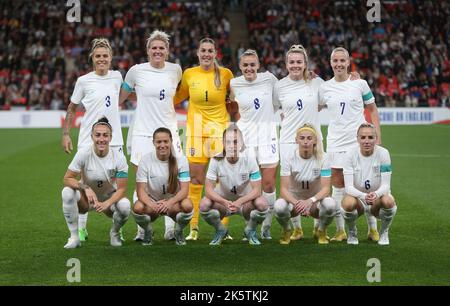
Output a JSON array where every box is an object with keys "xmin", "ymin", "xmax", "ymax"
[{"xmin": 61, "ymin": 30, "xmax": 397, "ymax": 247}]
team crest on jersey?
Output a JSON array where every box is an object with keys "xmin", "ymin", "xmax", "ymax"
[
  {"xmin": 190, "ymin": 148, "xmax": 195, "ymax": 156},
  {"xmin": 313, "ymin": 168, "xmax": 320, "ymax": 177},
  {"xmin": 373, "ymin": 165, "xmax": 380, "ymax": 173},
  {"xmin": 108, "ymin": 169, "xmax": 116, "ymax": 179}
]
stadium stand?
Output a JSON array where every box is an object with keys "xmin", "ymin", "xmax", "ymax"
[
  {"xmin": 244, "ymin": 0, "xmax": 449, "ymax": 107},
  {"xmin": 0, "ymin": 0, "xmax": 231, "ymax": 110},
  {"xmin": 0, "ymin": 0, "xmax": 448, "ymax": 109}
]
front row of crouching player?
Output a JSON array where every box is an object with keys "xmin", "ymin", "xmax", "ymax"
[{"xmin": 61, "ymin": 119, "xmax": 396, "ymax": 248}]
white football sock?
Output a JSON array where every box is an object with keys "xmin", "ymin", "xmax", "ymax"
[
  {"xmin": 62, "ymin": 187, "xmax": 80, "ymax": 239},
  {"xmin": 379, "ymin": 205, "xmax": 397, "ymax": 234},
  {"xmin": 200, "ymin": 209, "xmax": 225, "ymax": 231},
  {"xmin": 78, "ymin": 212, "xmax": 88, "ymax": 230},
  {"xmin": 175, "ymin": 211, "xmax": 194, "ymax": 231},
  {"xmin": 274, "ymin": 199, "xmax": 292, "ymax": 231},
  {"xmin": 291, "ymin": 215, "xmax": 302, "ymax": 229},
  {"xmin": 133, "ymin": 190, "xmax": 145, "ymax": 234},
  {"xmin": 318, "ymin": 197, "xmax": 336, "ymax": 231},
  {"xmin": 132, "ymin": 211, "xmax": 152, "ymax": 232},
  {"xmin": 332, "ymin": 187, "xmax": 345, "ymax": 231},
  {"xmin": 365, "ymin": 209, "xmax": 378, "ymax": 231},
  {"xmin": 261, "ymin": 191, "xmax": 275, "ymax": 231},
  {"xmin": 246, "ymin": 209, "xmax": 268, "ymax": 232},
  {"xmin": 342, "ymin": 208, "xmax": 358, "ymax": 233},
  {"xmin": 111, "ymin": 198, "xmax": 131, "ymax": 232},
  {"xmin": 165, "ymin": 215, "xmax": 175, "ymax": 233}
]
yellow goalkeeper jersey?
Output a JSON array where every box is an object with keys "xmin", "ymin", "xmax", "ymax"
[{"xmin": 175, "ymin": 66, "xmax": 233, "ymax": 138}]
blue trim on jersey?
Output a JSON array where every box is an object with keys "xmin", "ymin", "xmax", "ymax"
[
  {"xmin": 321, "ymin": 169, "xmax": 331, "ymax": 177},
  {"xmin": 380, "ymin": 164, "xmax": 392, "ymax": 173},
  {"xmin": 178, "ymin": 171, "xmax": 190, "ymax": 179},
  {"xmin": 362, "ymin": 91, "xmax": 374, "ymax": 101},
  {"xmin": 116, "ymin": 171, "xmax": 128, "ymax": 178},
  {"xmin": 121, "ymin": 82, "xmax": 133, "ymax": 92},
  {"xmin": 250, "ymin": 171, "xmax": 261, "ymax": 181}
]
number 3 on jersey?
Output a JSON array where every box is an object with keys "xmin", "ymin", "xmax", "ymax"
[{"xmin": 105, "ymin": 95, "xmax": 111, "ymax": 107}]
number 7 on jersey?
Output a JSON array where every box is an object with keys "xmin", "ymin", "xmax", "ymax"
[{"xmin": 340, "ymin": 102, "xmax": 346, "ymax": 115}]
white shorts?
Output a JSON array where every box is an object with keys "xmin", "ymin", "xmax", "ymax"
[
  {"xmin": 130, "ymin": 134, "xmax": 182, "ymax": 166},
  {"xmin": 246, "ymin": 143, "xmax": 279, "ymax": 167},
  {"xmin": 328, "ymin": 151, "xmax": 347, "ymax": 169}
]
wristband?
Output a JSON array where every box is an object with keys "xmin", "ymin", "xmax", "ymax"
[{"xmin": 309, "ymin": 196, "xmax": 318, "ymax": 203}]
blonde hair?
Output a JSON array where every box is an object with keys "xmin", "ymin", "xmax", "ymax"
[
  {"xmin": 146, "ymin": 30, "xmax": 170, "ymax": 50},
  {"xmin": 199, "ymin": 38, "xmax": 221, "ymax": 89},
  {"xmin": 89, "ymin": 38, "xmax": 113, "ymax": 69},
  {"xmin": 357, "ymin": 122, "xmax": 377, "ymax": 137},
  {"xmin": 286, "ymin": 44, "xmax": 310, "ymax": 81},
  {"xmin": 296, "ymin": 123, "xmax": 323, "ymax": 161},
  {"xmin": 146, "ymin": 30, "xmax": 170, "ymax": 61},
  {"xmin": 239, "ymin": 49, "xmax": 259, "ymax": 62},
  {"xmin": 330, "ymin": 47, "xmax": 350, "ymax": 60}
]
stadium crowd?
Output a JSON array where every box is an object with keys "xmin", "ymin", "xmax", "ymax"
[
  {"xmin": 244, "ymin": 0, "xmax": 450, "ymax": 107},
  {"xmin": 0, "ymin": 0, "xmax": 231, "ymax": 110},
  {"xmin": 0, "ymin": 0, "xmax": 449, "ymax": 109}
]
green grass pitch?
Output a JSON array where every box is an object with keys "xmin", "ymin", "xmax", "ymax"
[{"xmin": 0, "ymin": 125, "xmax": 449, "ymax": 285}]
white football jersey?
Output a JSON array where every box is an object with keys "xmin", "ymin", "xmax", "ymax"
[
  {"xmin": 206, "ymin": 154, "xmax": 261, "ymax": 201},
  {"xmin": 136, "ymin": 150, "xmax": 190, "ymax": 201},
  {"xmin": 343, "ymin": 146, "xmax": 391, "ymax": 194},
  {"xmin": 123, "ymin": 62, "xmax": 182, "ymax": 137},
  {"xmin": 319, "ymin": 77, "xmax": 375, "ymax": 152},
  {"xmin": 280, "ymin": 149, "xmax": 331, "ymax": 199},
  {"xmin": 231, "ymin": 72, "xmax": 278, "ymax": 146},
  {"xmin": 68, "ymin": 147, "xmax": 128, "ymax": 201},
  {"xmin": 274, "ymin": 76, "xmax": 324, "ymax": 144},
  {"xmin": 70, "ymin": 70, "xmax": 124, "ymax": 149}
]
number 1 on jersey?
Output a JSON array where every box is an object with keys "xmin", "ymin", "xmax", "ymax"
[{"xmin": 205, "ymin": 90, "xmax": 208, "ymax": 102}]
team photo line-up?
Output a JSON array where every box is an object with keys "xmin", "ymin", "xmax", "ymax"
[{"xmin": 60, "ymin": 30, "xmax": 397, "ymax": 249}]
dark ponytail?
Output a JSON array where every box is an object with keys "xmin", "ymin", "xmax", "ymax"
[{"xmin": 153, "ymin": 127, "xmax": 178, "ymax": 194}]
